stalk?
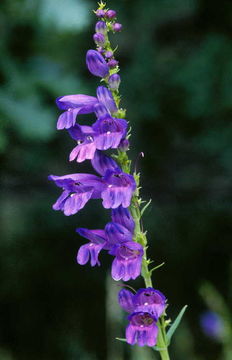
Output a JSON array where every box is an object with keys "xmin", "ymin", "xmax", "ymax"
[{"xmin": 99, "ymin": 4, "xmax": 171, "ymax": 359}]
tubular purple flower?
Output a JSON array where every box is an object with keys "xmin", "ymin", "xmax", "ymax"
[
  {"xmin": 92, "ymin": 114, "xmax": 128, "ymax": 150},
  {"xmin": 96, "ymin": 86, "xmax": 117, "ymax": 114},
  {"xmin": 106, "ymin": 9, "xmax": 117, "ymax": 18},
  {"xmin": 69, "ymin": 127, "xmax": 96, "ymax": 163},
  {"xmin": 76, "ymin": 228, "xmax": 107, "ymax": 266},
  {"xmin": 113, "ymin": 23, "xmax": 123, "ymax": 32},
  {"xmin": 101, "ymin": 168, "xmax": 136, "ymax": 208},
  {"xmin": 105, "ymin": 222, "xmax": 133, "ymax": 245},
  {"xmin": 91, "ymin": 150, "xmax": 119, "ymax": 176},
  {"xmin": 56, "ymin": 94, "xmax": 98, "ymax": 130},
  {"xmin": 86, "ymin": 50, "xmax": 109, "ymax": 78},
  {"xmin": 126, "ymin": 312, "xmax": 159, "ymax": 347},
  {"xmin": 95, "ymin": 21, "xmax": 107, "ymax": 34},
  {"xmin": 93, "ymin": 33, "xmax": 105, "ymax": 46},
  {"xmin": 111, "ymin": 206, "xmax": 135, "ymax": 233},
  {"xmin": 109, "ymin": 241, "xmax": 143, "ymax": 281},
  {"xmin": 108, "ymin": 73, "xmax": 121, "ymax": 90},
  {"xmin": 200, "ymin": 311, "xmax": 224, "ymax": 339},
  {"xmin": 48, "ymin": 174, "xmax": 104, "ymax": 216}
]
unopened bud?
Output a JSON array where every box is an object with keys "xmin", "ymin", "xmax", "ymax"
[
  {"xmin": 95, "ymin": 9, "xmax": 106, "ymax": 18},
  {"xmin": 106, "ymin": 10, "xmax": 117, "ymax": 19},
  {"xmin": 105, "ymin": 50, "xmax": 113, "ymax": 59},
  {"xmin": 93, "ymin": 33, "xmax": 105, "ymax": 46},
  {"xmin": 108, "ymin": 73, "xmax": 121, "ymax": 90},
  {"xmin": 108, "ymin": 59, "xmax": 118, "ymax": 68},
  {"xmin": 119, "ymin": 138, "xmax": 129, "ymax": 151},
  {"xmin": 95, "ymin": 21, "xmax": 107, "ymax": 34},
  {"xmin": 113, "ymin": 23, "xmax": 122, "ymax": 32}
]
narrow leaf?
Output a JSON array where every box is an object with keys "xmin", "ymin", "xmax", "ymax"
[
  {"xmin": 166, "ymin": 305, "xmax": 188, "ymax": 344},
  {"xmin": 115, "ymin": 337, "xmax": 127, "ymax": 342},
  {"xmin": 141, "ymin": 199, "xmax": 152, "ymax": 216}
]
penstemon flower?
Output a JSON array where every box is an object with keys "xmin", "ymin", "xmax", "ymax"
[{"xmin": 49, "ymin": 2, "xmax": 187, "ymax": 359}]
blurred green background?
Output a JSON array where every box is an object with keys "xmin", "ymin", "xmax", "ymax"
[{"xmin": 0, "ymin": 0, "xmax": 231, "ymax": 359}]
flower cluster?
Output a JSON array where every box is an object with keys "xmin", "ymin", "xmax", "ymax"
[
  {"xmin": 49, "ymin": 2, "xmax": 169, "ymax": 351},
  {"xmin": 118, "ymin": 288, "xmax": 166, "ymax": 346}
]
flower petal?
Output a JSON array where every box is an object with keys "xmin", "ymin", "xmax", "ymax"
[{"xmin": 118, "ymin": 289, "xmax": 135, "ymax": 313}]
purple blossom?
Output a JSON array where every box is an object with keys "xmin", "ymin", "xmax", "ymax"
[
  {"xmin": 76, "ymin": 228, "xmax": 107, "ymax": 266},
  {"xmin": 96, "ymin": 86, "xmax": 118, "ymax": 114},
  {"xmin": 126, "ymin": 312, "xmax": 158, "ymax": 347},
  {"xmin": 68, "ymin": 125, "xmax": 96, "ymax": 162},
  {"xmin": 86, "ymin": 49, "xmax": 109, "ymax": 78},
  {"xmin": 118, "ymin": 288, "xmax": 166, "ymax": 318},
  {"xmin": 109, "ymin": 241, "xmax": 143, "ymax": 281},
  {"xmin": 56, "ymin": 95, "xmax": 98, "ymax": 130},
  {"xmin": 92, "ymin": 114, "xmax": 127, "ymax": 150},
  {"xmin": 101, "ymin": 168, "xmax": 136, "ymax": 209},
  {"xmin": 56, "ymin": 86, "xmax": 117, "ymax": 130},
  {"xmin": 48, "ymin": 174, "xmax": 104, "ymax": 216},
  {"xmin": 119, "ymin": 138, "xmax": 129, "ymax": 151},
  {"xmin": 111, "ymin": 206, "xmax": 135, "ymax": 233}
]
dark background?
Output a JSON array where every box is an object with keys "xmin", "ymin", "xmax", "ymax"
[{"xmin": 0, "ymin": 0, "xmax": 231, "ymax": 359}]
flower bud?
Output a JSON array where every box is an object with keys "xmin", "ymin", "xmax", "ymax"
[
  {"xmin": 95, "ymin": 9, "xmax": 105, "ymax": 18},
  {"xmin": 105, "ymin": 50, "xmax": 113, "ymax": 59},
  {"xmin": 113, "ymin": 23, "xmax": 122, "ymax": 32},
  {"xmin": 93, "ymin": 33, "xmax": 105, "ymax": 46},
  {"xmin": 108, "ymin": 59, "xmax": 118, "ymax": 68},
  {"xmin": 86, "ymin": 50, "xmax": 109, "ymax": 78},
  {"xmin": 119, "ymin": 138, "xmax": 129, "ymax": 151},
  {"xmin": 106, "ymin": 10, "xmax": 117, "ymax": 19},
  {"xmin": 95, "ymin": 21, "xmax": 107, "ymax": 34},
  {"xmin": 108, "ymin": 73, "xmax": 121, "ymax": 90}
]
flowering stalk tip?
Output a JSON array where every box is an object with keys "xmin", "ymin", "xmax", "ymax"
[{"xmin": 48, "ymin": 2, "xmax": 180, "ymax": 359}]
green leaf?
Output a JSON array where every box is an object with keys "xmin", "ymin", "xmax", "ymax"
[
  {"xmin": 115, "ymin": 337, "xmax": 127, "ymax": 342},
  {"xmin": 141, "ymin": 199, "xmax": 152, "ymax": 216},
  {"xmin": 166, "ymin": 305, "xmax": 188, "ymax": 344}
]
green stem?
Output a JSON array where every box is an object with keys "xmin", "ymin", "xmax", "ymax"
[{"xmin": 97, "ymin": 8, "xmax": 171, "ymax": 358}]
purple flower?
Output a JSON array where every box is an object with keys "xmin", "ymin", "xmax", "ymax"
[
  {"xmin": 101, "ymin": 168, "xmax": 136, "ymax": 209},
  {"xmin": 111, "ymin": 206, "xmax": 135, "ymax": 233},
  {"xmin": 118, "ymin": 288, "xmax": 166, "ymax": 318},
  {"xmin": 92, "ymin": 114, "xmax": 127, "ymax": 150},
  {"xmin": 48, "ymin": 174, "xmax": 104, "ymax": 216},
  {"xmin": 95, "ymin": 21, "xmax": 107, "ymax": 34},
  {"xmin": 126, "ymin": 312, "xmax": 158, "ymax": 347},
  {"xmin": 86, "ymin": 49, "xmax": 109, "ymax": 78},
  {"xmin": 109, "ymin": 241, "xmax": 143, "ymax": 281},
  {"xmin": 109, "ymin": 73, "xmax": 121, "ymax": 90},
  {"xmin": 96, "ymin": 86, "xmax": 117, "ymax": 114},
  {"xmin": 56, "ymin": 86, "xmax": 117, "ymax": 130},
  {"xmin": 93, "ymin": 33, "xmax": 105, "ymax": 46},
  {"xmin": 91, "ymin": 150, "xmax": 119, "ymax": 176},
  {"xmin": 200, "ymin": 311, "xmax": 224, "ymax": 339},
  {"xmin": 68, "ymin": 125, "xmax": 96, "ymax": 163},
  {"xmin": 56, "ymin": 95, "xmax": 98, "ymax": 130},
  {"xmin": 76, "ymin": 228, "xmax": 107, "ymax": 266}
]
